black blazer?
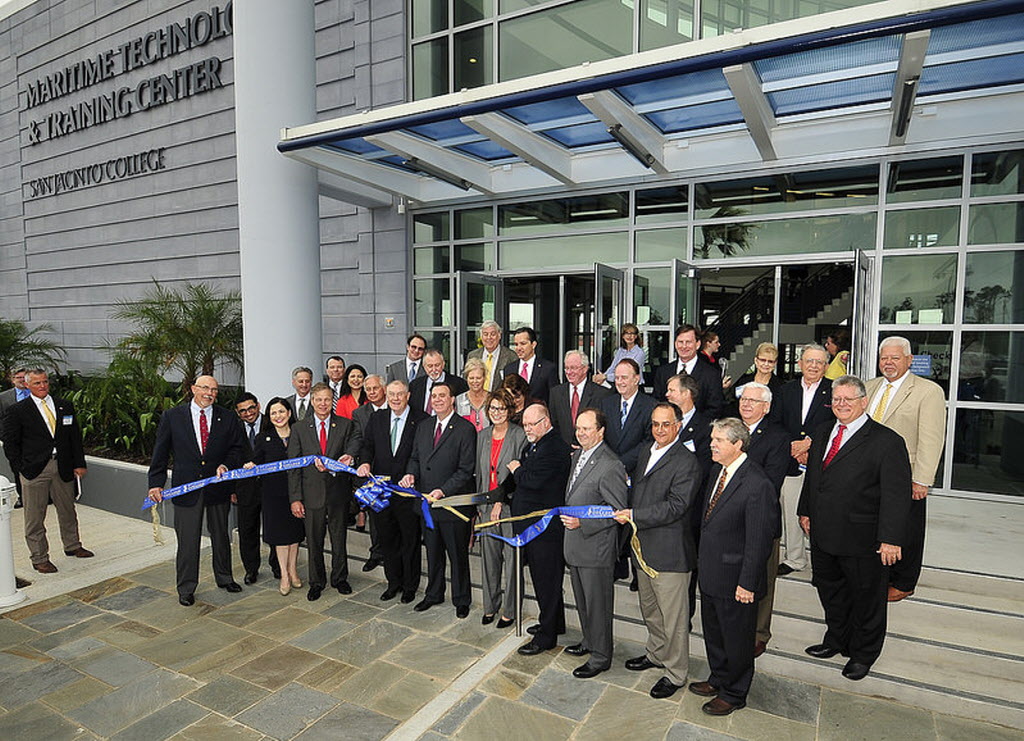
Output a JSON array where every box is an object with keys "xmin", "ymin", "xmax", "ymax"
[
  {"xmin": 678, "ymin": 409, "xmax": 713, "ymax": 483},
  {"xmin": 549, "ymin": 381, "xmax": 610, "ymax": 447},
  {"xmin": 629, "ymin": 441, "xmax": 701, "ymax": 572},
  {"xmin": 502, "ymin": 357, "xmax": 559, "ymax": 404},
  {"xmin": 745, "ymin": 419, "xmax": 790, "ymax": 495},
  {"xmin": 359, "ymin": 407, "xmax": 425, "ymax": 481},
  {"xmin": 352, "ymin": 402, "xmax": 387, "ymax": 435},
  {"xmin": 510, "ymin": 428, "xmax": 571, "ymax": 515},
  {"xmin": 653, "ymin": 356, "xmax": 724, "ymax": 419},
  {"xmin": 772, "ymin": 377, "xmax": 833, "ymax": 476},
  {"xmin": 409, "ymin": 373, "xmax": 469, "ymax": 415},
  {"xmin": 697, "ymin": 458, "xmax": 777, "ymax": 599},
  {"xmin": 797, "ymin": 417, "xmax": 912, "ymax": 557},
  {"xmin": 147, "ymin": 403, "xmax": 245, "ymax": 507},
  {"xmin": 2, "ymin": 395, "xmax": 86, "ymax": 482},
  {"xmin": 601, "ymin": 391, "xmax": 657, "ymax": 475},
  {"xmin": 406, "ymin": 413, "xmax": 477, "ymax": 521}
]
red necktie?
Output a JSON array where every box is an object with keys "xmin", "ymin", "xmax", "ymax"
[
  {"xmin": 433, "ymin": 422, "xmax": 443, "ymax": 447},
  {"xmin": 705, "ymin": 469, "xmax": 728, "ymax": 521},
  {"xmin": 425, "ymin": 385, "xmax": 433, "ymax": 414},
  {"xmin": 823, "ymin": 424, "xmax": 846, "ymax": 468},
  {"xmin": 199, "ymin": 408, "xmax": 209, "ymax": 454},
  {"xmin": 319, "ymin": 419, "xmax": 328, "ymax": 455},
  {"xmin": 520, "ymin": 361, "xmax": 528, "ymax": 380},
  {"xmin": 571, "ymin": 386, "xmax": 580, "ymax": 423}
]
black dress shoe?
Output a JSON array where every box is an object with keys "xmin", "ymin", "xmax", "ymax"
[
  {"xmin": 401, "ymin": 591, "xmax": 416, "ymax": 604},
  {"xmin": 650, "ymin": 677, "xmax": 684, "ymax": 699},
  {"xmin": 13, "ymin": 497, "xmax": 22, "ymax": 509},
  {"xmin": 625, "ymin": 655, "xmax": 664, "ymax": 671},
  {"xmin": 179, "ymin": 594, "xmax": 195, "ymax": 607},
  {"xmin": 336, "ymin": 581, "xmax": 352, "ymax": 595},
  {"xmin": 15, "ymin": 577, "xmax": 30, "ymax": 589},
  {"xmin": 381, "ymin": 587, "xmax": 400, "ymax": 601},
  {"xmin": 219, "ymin": 582, "xmax": 243, "ymax": 593},
  {"xmin": 307, "ymin": 586, "xmax": 323, "ymax": 601},
  {"xmin": 244, "ymin": 571, "xmax": 258, "ymax": 585},
  {"xmin": 526, "ymin": 623, "xmax": 541, "ymax": 635},
  {"xmin": 414, "ymin": 599, "xmax": 439, "ymax": 612},
  {"xmin": 629, "ymin": 578, "xmax": 639, "ymax": 592},
  {"xmin": 842, "ymin": 661, "xmax": 871, "ymax": 681},
  {"xmin": 805, "ymin": 643, "xmax": 842, "ymax": 659},
  {"xmin": 564, "ymin": 643, "xmax": 590, "ymax": 657},
  {"xmin": 456, "ymin": 605, "xmax": 469, "ymax": 619},
  {"xmin": 517, "ymin": 641, "xmax": 548, "ymax": 656},
  {"xmin": 572, "ymin": 663, "xmax": 608, "ymax": 679},
  {"xmin": 495, "ymin": 617, "xmax": 514, "ymax": 630},
  {"xmin": 481, "ymin": 613, "xmax": 496, "ymax": 625},
  {"xmin": 362, "ymin": 558, "xmax": 381, "ymax": 572},
  {"xmin": 777, "ymin": 563, "xmax": 796, "ymax": 576}
]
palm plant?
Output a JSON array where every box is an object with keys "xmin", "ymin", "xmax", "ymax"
[{"xmin": 0, "ymin": 318, "xmax": 66, "ymax": 381}]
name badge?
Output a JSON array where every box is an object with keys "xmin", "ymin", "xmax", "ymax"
[
  {"xmin": 683, "ymin": 440, "xmax": 696, "ymax": 453},
  {"xmin": 62, "ymin": 415, "xmax": 73, "ymax": 426}
]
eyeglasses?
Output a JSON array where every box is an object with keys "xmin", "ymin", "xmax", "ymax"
[
  {"xmin": 802, "ymin": 358, "xmax": 827, "ymax": 366},
  {"xmin": 755, "ymin": 357, "xmax": 777, "ymax": 364},
  {"xmin": 195, "ymin": 384, "xmax": 219, "ymax": 393},
  {"xmin": 739, "ymin": 397, "xmax": 767, "ymax": 404},
  {"xmin": 651, "ymin": 420, "xmax": 680, "ymax": 429},
  {"xmin": 237, "ymin": 405, "xmax": 258, "ymax": 414},
  {"xmin": 488, "ymin": 406, "xmax": 509, "ymax": 413},
  {"xmin": 831, "ymin": 395, "xmax": 865, "ymax": 405}
]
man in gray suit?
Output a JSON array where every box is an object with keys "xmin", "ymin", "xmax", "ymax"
[
  {"xmin": 286, "ymin": 366, "xmax": 314, "ymax": 422},
  {"xmin": 0, "ymin": 367, "xmax": 30, "ymax": 508},
  {"xmin": 385, "ymin": 333, "xmax": 427, "ymax": 385},
  {"xmin": 465, "ymin": 320, "xmax": 516, "ymax": 392},
  {"xmin": 561, "ymin": 407, "xmax": 629, "ymax": 679},
  {"xmin": 614, "ymin": 402, "xmax": 701, "ymax": 699}
]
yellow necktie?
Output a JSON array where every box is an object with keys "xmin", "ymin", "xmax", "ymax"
[
  {"xmin": 41, "ymin": 399, "xmax": 57, "ymax": 436},
  {"xmin": 872, "ymin": 384, "xmax": 892, "ymax": 422},
  {"xmin": 484, "ymin": 353, "xmax": 494, "ymax": 391}
]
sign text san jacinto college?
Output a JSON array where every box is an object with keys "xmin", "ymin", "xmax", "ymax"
[{"xmin": 23, "ymin": 2, "xmax": 233, "ymax": 145}]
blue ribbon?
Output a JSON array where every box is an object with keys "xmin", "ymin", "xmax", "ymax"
[{"xmin": 478, "ymin": 505, "xmax": 614, "ymax": 547}]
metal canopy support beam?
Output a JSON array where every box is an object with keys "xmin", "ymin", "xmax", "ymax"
[
  {"xmin": 461, "ymin": 112, "xmax": 576, "ymax": 185},
  {"xmin": 723, "ymin": 63, "xmax": 777, "ymax": 161},
  {"xmin": 889, "ymin": 30, "xmax": 931, "ymax": 145},
  {"xmin": 365, "ymin": 131, "xmax": 496, "ymax": 194},
  {"xmin": 317, "ymin": 170, "xmax": 392, "ymax": 209},
  {"xmin": 578, "ymin": 90, "xmax": 670, "ymax": 174}
]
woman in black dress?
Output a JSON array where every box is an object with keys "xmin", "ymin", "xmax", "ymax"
[{"xmin": 245, "ymin": 397, "xmax": 305, "ymax": 596}]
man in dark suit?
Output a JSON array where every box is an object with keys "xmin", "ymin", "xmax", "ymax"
[
  {"xmin": 409, "ymin": 350, "xmax": 469, "ymax": 415},
  {"xmin": 465, "ymin": 320, "xmax": 517, "ymax": 392},
  {"xmin": 689, "ymin": 418, "xmax": 777, "ymax": 716},
  {"xmin": 385, "ymin": 333, "xmax": 427, "ymax": 385},
  {"xmin": 357, "ymin": 380, "xmax": 426, "ymax": 603},
  {"xmin": 325, "ymin": 355, "xmax": 346, "ymax": 404},
  {"xmin": 0, "ymin": 367, "xmax": 30, "ymax": 509},
  {"xmin": 737, "ymin": 382, "xmax": 790, "ymax": 658},
  {"xmin": 503, "ymin": 326, "xmax": 558, "ymax": 404},
  {"xmin": 286, "ymin": 366, "xmax": 314, "ymax": 422},
  {"xmin": 773, "ymin": 343, "xmax": 833, "ymax": 576},
  {"xmin": 665, "ymin": 373, "xmax": 713, "ymax": 479},
  {"xmin": 510, "ymin": 404, "xmax": 572, "ymax": 657},
  {"xmin": 233, "ymin": 392, "xmax": 279, "ymax": 583},
  {"xmin": 561, "ymin": 407, "xmax": 629, "ymax": 679},
  {"xmin": 400, "ymin": 381, "xmax": 477, "ymax": 618},
  {"xmin": 3, "ymin": 369, "xmax": 92, "ymax": 574},
  {"xmin": 550, "ymin": 350, "xmax": 610, "ymax": 447},
  {"xmin": 798, "ymin": 375, "xmax": 912, "ymax": 682},
  {"xmin": 600, "ymin": 358, "xmax": 657, "ymax": 476},
  {"xmin": 148, "ymin": 375, "xmax": 245, "ymax": 605},
  {"xmin": 613, "ymin": 402, "xmax": 700, "ymax": 699},
  {"xmin": 351, "ymin": 373, "xmax": 389, "ymax": 572},
  {"xmin": 288, "ymin": 382, "xmax": 362, "ymax": 600},
  {"xmin": 653, "ymin": 325, "xmax": 724, "ymax": 419}
]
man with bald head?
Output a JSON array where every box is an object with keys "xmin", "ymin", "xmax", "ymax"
[{"xmin": 148, "ymin": 375, "xmax": 247, "ymax": 605}]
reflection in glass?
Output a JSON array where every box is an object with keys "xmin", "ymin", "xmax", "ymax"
[
  {"xmin": 702, "ymin": 0, "xmax": 875, "ymax": 37},
  {"xmin": 952, "ymin": 409, "xmax": 1024, "ymax": 497},
  {"xmin": 455, "ymin": 26, "xmax": 493, "ymax": 91},
  {"xmin": 967, "ymin": 202, "xmax": 1024, "ymax": 245},
  {"xmin": 419, "ymin": 330, "xmax": 453, "ymax": 367},
  {"xmin": 636, "ymin": 228, "xmax": 688, "ymax": 262},
  {"xmin": 637, "ymin": 186, "xmax": 689, "ymax": 224},
  {"xmin": 499, "ymin": 0, "xmax": 632, "ymax": 81},
  {"xmin": 879, "ymin": 254, "xmax": 957, "ymax": 324},
  {"xmin": 414, "ymin": 246, "xmax": 450, "ymax": 274},
  {"xmin": 413, "ymin": 39, "xmax": 449, "ymax": 100},
  {"xmin": 693, "ymin": 213, "xmax": 875, "ymax": 259},
  {"xmin": 456, "ymin": 208, "xmax": 494, "ymax": 240},
  {"xmin": 639, "ymin": 0, "xmax": 694, "ymax": 51},
  {"xmin": 645, "ymin": 330, "xmax": 671, "ymax": 380},
  {"xmin": 695, "ymin": 165, "xmax": 879, "ymax": 218},
  {"xmin": 886, "ymin": 156, "xmax": 963, "ymax": 204},
  {"xmin": 634, "ymin": 268, "xmax": 671, "ymax": 325},
  {"xmin": 883, "ymin": 207, "xmax": 960, "ymax": 249},
  {"xmin": 499, "ymin": 232, "xmax": 628, "ymax": 269},
  {"xmin": 415, "ymin": 278, "xmax": 451, "ymax": 326},
  {"xmin": 965, "ymin": 251, "xmax": 1024, "ymax": 324},
  {"xmin": 959, "ymin": 332, "xmax": 1024, "ymax": 404},
  {"xmin": 413, "ymin": 212, "xmax": 450, "ymax": 243},
  {"xmin": 877, "ymin": 331, "xmax": 953, "ymax": 396},
  {"xmin": 971, "ymin": 150, "xmax": 1024, "ymax": 197},
  {"xmin": 412, "ymin": 0, "xmax": 448, "ymax": 37},
  {"xmin": 455, "ymin": 0, "xmax": 492, "ymax": 26},
  {"xmin": 499, "ymin": 193, "xmax": 629, "ymax": 236},
  {"xmin": 455, "ymin": 243, "xmax": 496, "ymax": 272}
]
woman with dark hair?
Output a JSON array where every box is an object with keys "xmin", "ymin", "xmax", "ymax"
[
  {"xmin": 824, "ymin": 328, "xmax": 851, "ymax": 380},
  {"xmin": 500, "ymin": 373, "xmax": 532, "ymax": 426},
  {"xmin": 244, "ymin": 396, "xmax": 304, "ymax": 596},
  {"xmin": 593, "ymin": 323, "xmax": 646, "ymax": 386},
  {"xmin": 334, "ymin": 363, "xmax": 368, "ymax": 418}
]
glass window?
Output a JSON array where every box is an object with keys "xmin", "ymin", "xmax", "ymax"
[
  {"xmin": 965, "ymin": 251, "xmax": 1024, "ymax": 324},
  {"xmin": 959, "ymin": 332, "xmax": 1024, "ymax": 404},
  {"xmin": 883, "ymin": 207, "xmax": 960, "ymax": 249},
  {"xmin": 499, "ymin": 0, "xmax": 633, "ymax": 81},
  {"xmin": 694, "ymin": 165, "xmax": 879, "ymax": 218},
  {"xmin": 499, "ymin": 193, "xmax": 629, "ymax": 236},
  {"xmin": 414, "ymin": 246, "xmax": 450, "ymax": 274},
  {"xmin": 967, "ymin": 202, "xmax": 1024, "ymax": 245},
  {"xmin": 455, "ymin": 26, "xmax": 493, "ymax": 91},
  {"xmin": 879, "ymin": 254, "xmax": 958, "ymax": 324},
  {"xmin": 414, "ymin": 278, "xmax": 451, "ymax": 326},
  {"xmin": 412, "ymin": 0, "xmax": 448, "ymax": 38},
  {"xmin": 701, "ymin": 0, "xmax": 879, "ymax": 37},
  {"xmin": 639, "ymin": 0, "xmax": 694, "ymax": 51},
  {"xmin": 971, "ymin": 150, "xmax": 1024, "ymax": 198},
  {"xmin": 886, "ymin": 156, "xmax": 963, "ymax": 204},
  {"xmin": 877, "ymin": 330, "xmax": 953, "ymax": 396},
  {"xmin": 694, "ymin": 212, "xmax": 876, "ymax": 259},
  {"xmin": 501, "ymin": 0, "xmax": 549, "ymax": 11},
  {"xmin": 637, "ymin": 186, "xmax": 688, "ymax": 224},
  {"xmin": 634, "ymin": 268, "xmax": 672, "ymax": 325},
  {"xmin": 413, "ymin": 38, "xmax": 449, "ymax": 100},
  {"xmin": 418, "ymin": 330, "xmax": 454, "ymax": 366},
  {"xmin": 499, "ymin": 232, "xmax": 628, "ymax": 269},
  {"xmin": 413, "ymin": 212, "xmax": 449, "ymax": 243},
  {"xmin": 636, "ymin": 228, "xmax": 688, "ymax": 262},
  {"xmin": 952, "ymin": 409, "xmax": 1024, "ymax": 497},
  {"xmin": 455, "ymin": 0, "xmax": 493, "ymax": 26},
  {"xmin": 456, "ymin": 208, "xmax": 494, "ymax": 240},
  {"xmin": 455, "ymin": 243, "xmax": 496, "ymax": 271}
]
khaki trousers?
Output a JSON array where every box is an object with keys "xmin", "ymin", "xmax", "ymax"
[
  {"xmin": 21, "ymin": 458, "xmax": 81, "ymax": 564},
  {"xmin": 637, "ymin": 569, "xmax": 691, "ymax": 685}
]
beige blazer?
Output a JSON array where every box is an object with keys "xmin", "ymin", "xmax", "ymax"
[{"xmin": 865, "ymin": 373, "xmax": 946, "ymax": 487}]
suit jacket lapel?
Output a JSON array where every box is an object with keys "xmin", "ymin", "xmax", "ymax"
[
  {"xmin": 824, "ymin": 419, "xmax": 871, "ymax": 469},
  {"xmin": 704, "ymin": 462, "xmax": 746, "ymax": 525},
  {"xmin": 883, "ymin": 374, "xmax": 914, "ymax": 422},
  {"xmin": 569, "ymin": 446, "xmax": 603, "ymax": 495},
  {"xmin": 427, "ymin": 417, "xmax": 454, "ymax": 460}
]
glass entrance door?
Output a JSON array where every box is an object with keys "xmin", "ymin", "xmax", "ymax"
[
  {"xmin": 456, "ymin": 271, "xmax": 505, "ymax": 364},
  {"xmin": 851, "ymin": 249, "xmax": 877, "ymax": 379},
  {"xmin": 594, "ymin": 264, "xmax": 625, "ymax": 378}
]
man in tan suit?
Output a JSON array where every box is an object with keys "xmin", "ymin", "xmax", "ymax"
[
  {"xmin": 465, "ymin": 320, "xmax": 516, "ymax": 392},
  {"xmin": 864, "ymin": 336, "xmax": 946, "ymax": 602}
]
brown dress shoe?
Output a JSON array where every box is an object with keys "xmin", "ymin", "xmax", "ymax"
[
  {"xmin": 702, "ymin": 697, "xmax": 745, "ymax": 716},
  {"xmin": 754, "ymin": 641, "xmax": 767, "ymax": 658},
  {"xmin": 33, "ymin": 561, "xmax": 58, "ymax": 574},
  {"xmin": 887, "ymin": 586, "xmax": 914, "ymax": 602},
  {"xmin": 15, "ymin": 577, "xmax": 31, "ymax": 588},
  {"xmin": 688, "ymin": 681, "xmax": 719, "ymax": 697},
  {"xmin": 64, "ymin": 547, "xmax": 94, "ymax": 558}
]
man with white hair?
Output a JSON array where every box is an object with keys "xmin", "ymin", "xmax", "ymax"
[
  {"xmin": 550, "ymin": 349, "xmax": 610, "ymax": 447},
  {"xmin": 865, "ymin": 337, "xmax": 946, "ymax": 602},
  {"xmin": 465, "ymin": 320, "xmax": 516, "ymax": 391}
]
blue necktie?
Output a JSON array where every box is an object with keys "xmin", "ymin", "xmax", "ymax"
[
  {"xmin": 409, "ymin": 363, "xmax": 417, "ymax": 381},
  {"xmin": 621, "ymin": 399, "xmax": 628, "ymax": 427}
]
